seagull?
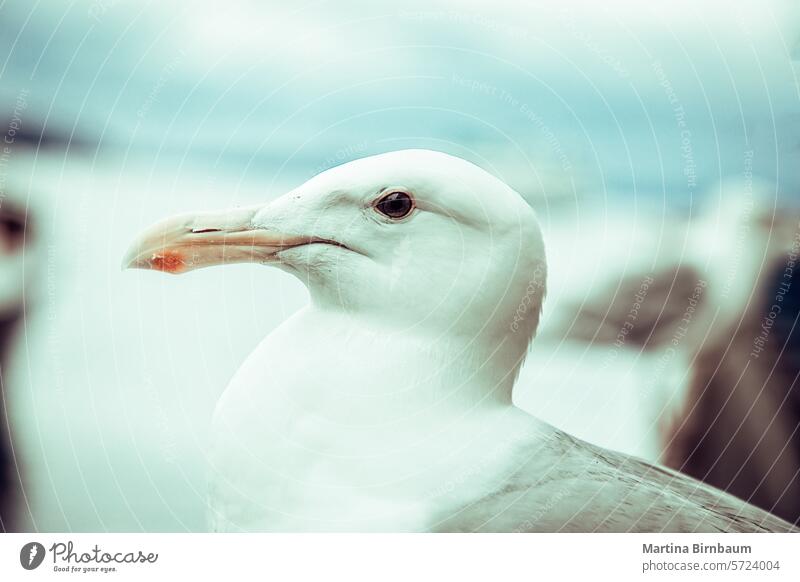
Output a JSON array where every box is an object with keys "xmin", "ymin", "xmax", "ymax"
[{"xmin": 124, "ymin": 149, "xmax": 797, "ymax": 532}]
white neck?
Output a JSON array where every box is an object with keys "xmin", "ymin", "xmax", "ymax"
[
  {"xmin": 210, "ymin": 304, "xmax": 553, "ymax": 531},
  {"xmin": 306, "ymin": 306, "xmax": 531, "ymax": 409}
]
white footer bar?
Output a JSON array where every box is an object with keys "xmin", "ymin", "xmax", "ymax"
[{"xmin": 1, "ymin": 533, "xmax": 797, "ymax": 581}]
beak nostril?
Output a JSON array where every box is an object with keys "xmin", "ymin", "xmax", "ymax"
[{"xmin": 191, "ymin": 228, "xmax": 223, "ymax": 234}]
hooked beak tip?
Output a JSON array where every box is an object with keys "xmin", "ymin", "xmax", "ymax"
[{"xmin": 120, "ymin": 204, "xmax": 316, "ymax": 276}]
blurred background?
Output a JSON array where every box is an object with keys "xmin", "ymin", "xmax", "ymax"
[{"xmin": 1, "ymin": 0, "xmax": 799, "ymax": 531}]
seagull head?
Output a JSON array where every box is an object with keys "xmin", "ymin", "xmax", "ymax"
[{"xmin": 124, "ymin": 149, "xmax": 546, "ymax": 342}]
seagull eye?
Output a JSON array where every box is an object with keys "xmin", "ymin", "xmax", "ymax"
[{"xmin": 374, "ymin": 190, "xmax": 414, "ymax": 219}]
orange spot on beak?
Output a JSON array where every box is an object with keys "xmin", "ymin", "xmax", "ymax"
[{"xmin": 150, "ymin": 251, "xmax": 186, "ymax": 273}]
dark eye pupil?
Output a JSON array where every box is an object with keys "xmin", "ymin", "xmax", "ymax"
[{"xmin": 376, "ymin": 191, "xmax": 413, "ymax": 218}]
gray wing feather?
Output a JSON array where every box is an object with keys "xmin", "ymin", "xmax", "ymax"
[{"xmin": 432, "ymin": 432, "xmax": 797, "ymax": 532}]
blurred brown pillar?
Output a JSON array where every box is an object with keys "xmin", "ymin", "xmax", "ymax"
[
  {"xmin": 665, "ymin": 260, "xmax": 800, "ymax": 525},
  {"xmin": 0, "ymin": 311, "xmax": 22, "ymax": 531}
]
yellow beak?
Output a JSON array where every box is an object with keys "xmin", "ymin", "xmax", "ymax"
[{"xmin": 122, "ymin": 205, "xmax": 320, "ymax": 275}]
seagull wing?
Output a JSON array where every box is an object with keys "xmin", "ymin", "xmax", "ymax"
[{"xmin": 433, "ymin": 432, "xmax": 798, "ymax": 532}]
